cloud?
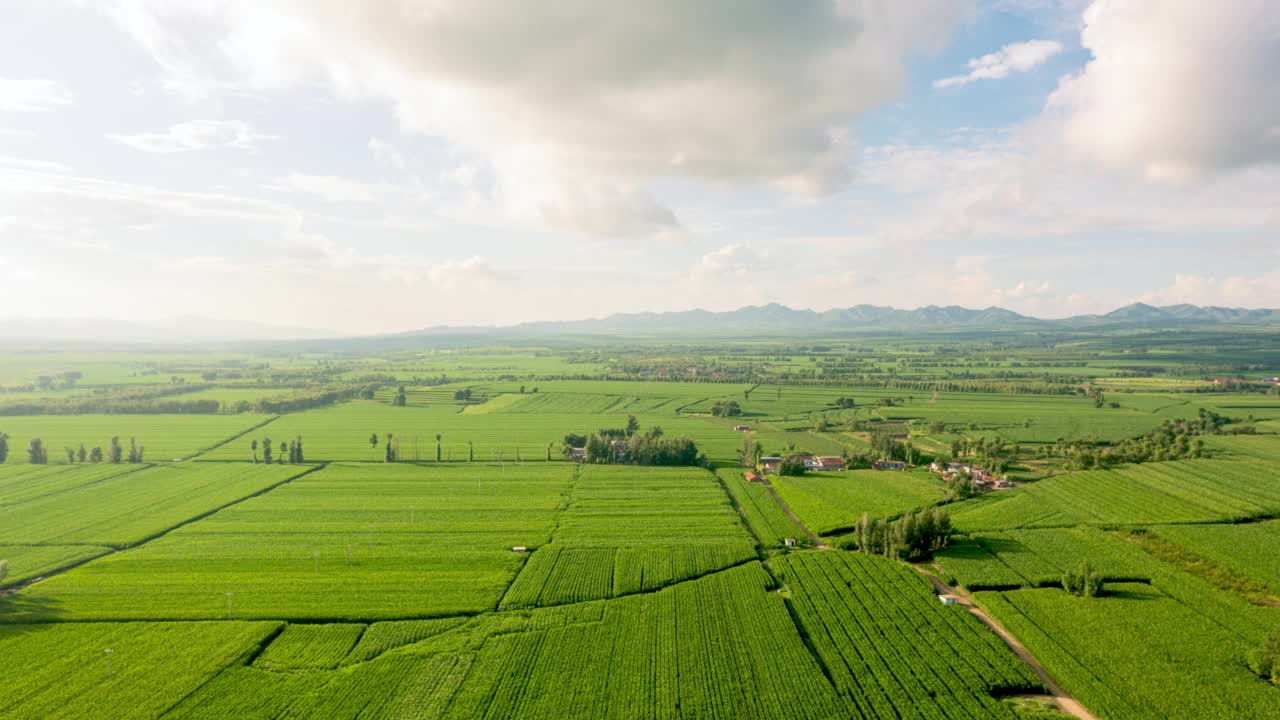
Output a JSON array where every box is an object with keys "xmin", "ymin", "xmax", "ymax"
[
  {"xmin": 368, "ymin": 137, "xmax": 405, "ymax": 171},
  {"xmin": 0, "ymin": 77, "xmax": 74, "ymax": 112},
  {"xmin": 109, "ymin": 119, "xmax": 275, "ymax": 153},
  {"xmin": 427, "ymin": 256, "xmax": 499, "ymax": 290},
  {"xmin": 934, "ymin": 39, "xmax": 1063, "ymax": 88},
  {"xmin": 1047, "ymin": 0, "xmax": 1280, "ymax": 180},
  {"xmin": 101, "ymin": 0, "xmax": 971, "ymax": 236},
  {"xmin": 693, "ymin": 244, "xmax": 772, "ymax": 280},
  {"xmin": 1140, "ymin": 270, "xmax": 1280, "ymax": 308}
]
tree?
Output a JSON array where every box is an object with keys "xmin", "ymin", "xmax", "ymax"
[
  {"xmin": 77, "ymin": 443, "xmax": 87, "ymax": 463},
  {"xmin": 127, "ymin": 437, "xmax": 140, "ymax": 463},
  {"xmin": 710, "ymin": 400, "xmax": 742, "ymax": 417},
  {"xmin": 436, "ymin": 433, "xmax": 442, "ymax": 462},
  {"xmin": 89, "ymin": 446, "xmax": 103, "ymax": 463},
  {"xmin": 392, "ymin": 385, "xmax": 407, "ymax": 406},
  {"xmin": 251, "ymin": 439, "xmax": 259, "ymax": 464},
  {"xmin": 0, "ymin": 431, "xmax": 9, "ymax": 464},
  {"xmin": 27, "ymin": 438, "xmax": 48, "ymax": 464},
  {"xmin": 0, "ymin": 558, "xmax": 6, "ymax": 585},
  {"xmin": 384, "ymin": 433, "xmax": 395, "ymax": 463},
  {"xmin": 262, "ymin": 437, "xmax": 273, "ymax": 465},
  {"xmin": 737, "ymin": 434, "xmax": 762, "ymax": 468},
  {"xmin": 279, "ymin": 441, "xmax": 287, "ymax": 464},
  {"xmin": 294, "ymin": 436, "xmax": 305, "ymax": 463},
  {"xmin": 1062, "ymin": 562, "xmax": 1105, "ymax": 597},
  {"xmin": 468, "ymin": 441, "xmax": 474, "ymax": 462},
  {"xmin": 109, "ymin": 436, "xmax": 123, "ymax": 464},
  {"xmin": 625, "ymin": 415, "xmax": 640, "ymax": 436},
  {"xmin": 369, "ymin": 433, "xmax": 379, "ymax": 450},
  {"xmin": 65, "ymin": 447, "xmax": 76, "ymax": 463}
]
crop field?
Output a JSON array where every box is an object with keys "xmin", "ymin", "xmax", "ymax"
[
  {"xmin": 949, "ymin": 459, "xmax": 1280, "ymax": 531},
  {"xmin": 774, "ymin": 552, "xmax": 1042, "ymax": 718},
  {"xmin": 8, "ymin": 463, "xmax": 572, "ymax": 622},
  {"xmin": 716, "ymin": 468, "xmax": 810, "ymax": 547},
  {"xmin": 772, "ymin": 469, "xmax": 948, "ymax": 535},
  {"xmin": 0, "ymin": 414, "xmax": 269, "ymax": 463},
  {"xmin": 0, "ymin": 621, "xmax": 281, "ymax": 720},
  {"xmin": 936, "ymin": 528, "xmax": 1153, "ymax": 589},
  {"xmin": 501, "ymin": 466, "xmax": 757, "ymax": 607},
  {"xmin": 1150, "ymin": 520, "xmax": 1280, "ymax": 592},
  {"xmin": 978, "ymin": 583, "xmax": 1280, "ymax": 719},
  {"xmin": 0, "ymin": 463, "xmax": 308, "ymax": 547},
  {"xmin": 197, "ymin": 401, "xmax": 746, "ymax": 462}
]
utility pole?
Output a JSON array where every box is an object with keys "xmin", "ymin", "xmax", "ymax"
[{"xmin": 225, "ymin": 592, "xmax": 234, "ymax": 620}]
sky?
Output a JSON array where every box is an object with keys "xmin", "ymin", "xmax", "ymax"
[{"xmin": 0, "ymin": 0, "xmax": 1277, "ymax": 335}]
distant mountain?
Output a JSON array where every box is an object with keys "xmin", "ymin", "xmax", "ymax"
[
  {"xmin": 394, "ymin": 302, "xmax": 1279, "ymax": 339},
  {"xmin": 0, "ymin": 315, "xmax": 334, "ymax": 344}
]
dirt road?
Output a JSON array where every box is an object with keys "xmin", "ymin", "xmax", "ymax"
[{"xmin": 915, "ymin": 566, "xmax": 1099, "ymax": 720}]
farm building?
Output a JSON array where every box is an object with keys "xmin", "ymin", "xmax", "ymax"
[
  {"xmin": 874, "ymin": 461, "xmax": 907, "ymax": 471},
  {"xmin": 813, "ymin": 456, "xmax": 845, "ymax": 471},
  {"xmin": 939, "ymin": 595, "xmax": 959, "ymax": 606},
  {"xmin": 794, "ymin": 455, "xmax": 819, "ymax": 470},
  {"xmin": 734, "ymin": 424, "xmax": 752, "ymax": 432},
  {"xmin": 761, "ymin": 456, "xmax": 783, "ymax": 474},
  {"xmin": 568, "ymin": 447, "xmax": 586, "ymax": 462},
  {"xmin": 744, "ymin": 471, "xmax": 763, "ymax": 483}
]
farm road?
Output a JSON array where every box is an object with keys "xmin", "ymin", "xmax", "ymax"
[{"xmin": 914, "ymin": 567, "xmax": 1099, "ymax": 720}]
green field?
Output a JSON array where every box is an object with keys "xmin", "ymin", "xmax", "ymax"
[{"xmin": 3, "ymin": 336, "xmax": 1280, "ymax": 718}]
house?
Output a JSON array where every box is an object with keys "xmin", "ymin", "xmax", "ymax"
[
  {"xmin": 796, "ymin": 455, "xmax": 820, "ymax": 470},
  {"xmin": 939, "ymin": 594, "xmax": 959, "ymax": 606},
  {"xmin": 994, "ymin": 479, "xmax": 1014, "ymax": 489},
  {"xmin": 568, "ymin": 447, "xmax": 586, "ymax": 462},
  {"xmin": 744, "ymin": 471, "xmax": 763, "ymax": 483},
  {"xmin": 875, "ymin": 460, "xmax": 907, "ymax": 471},
  {"xmin": 761, "ymin": 456, "xmax": 783, "ymax": 474},
  {"xmin": 734, "ymin": 425, "xmax": 752, "ymax": 432},
  {"xmin": 813, "ymin": 456, "xmax": 845, "ymax": 471},
  {"xmin": 783, "ymin": 538, "xmax": 797, "ymax": 547}
]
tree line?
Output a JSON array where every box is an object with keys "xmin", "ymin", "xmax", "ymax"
[
  {"xmin": 250, "ymin": 436, "xmax": 306, "ymax": 464},
  {"xmin": 562, "ymin": 416, "xmax": 704, "ymax": 466},
  {"xmin": 0, "ymin": 434, "xmax": 147, "ymax": 465}
]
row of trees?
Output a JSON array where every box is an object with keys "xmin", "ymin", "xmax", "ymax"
[
  {"xmin": 4, "ymin": 435, "xmax": 145, "ymax": 465},
  {"xmin": 1062, "ymin": 562, "xmax": 1106, "ymax": 597},
  {"xmin": 250, "ymin": 436, "xmax": 305, "ymax": 464}
]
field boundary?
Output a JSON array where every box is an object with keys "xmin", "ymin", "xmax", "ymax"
[{"xmin": 187, "ymin": 414, "xmax": 281, "ymax": 461}]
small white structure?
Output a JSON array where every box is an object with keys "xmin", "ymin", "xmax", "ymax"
[
  {"xmin": 939, "ymin": 594, "xmax": 959, "ymax": 606},
  {"xmin": 512, "ymin": 546, "xmax": 528, "ymax": 552},
  {"xmin": 783, "ymin": 538, "xmax": 798, "ymax": 547}
]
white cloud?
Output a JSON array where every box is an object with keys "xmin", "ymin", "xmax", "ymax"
[
  {"xmin": 0, "ymin": 77, "xmax": 74, "ymax": 112},
  {"xmin": 1141, "ymin": 271, "xmax": 1280, "ymax": 308},
  {"xmin": 100, "ymin": 0, "xmax": 971, "ymax": 237},
  {"xmin": 934, "ymin": 39, "xmax": 1063, "ymax": 88},
  {"xmin": 693, "ymin": 244, "xmax": 772, "ymax": 280},
  {"xmin": 368, "ymin": 137, "xmax": 405, "ymax": 171},
  {"xmin": 1047, "ymin": 0, "xmax": 1280, "ymax": 180},
  {"xmin": 109, "ymin": 119, "xmax": 275, "ymax": 153},
  {"xmin": 427, "ymin": 256, "xmax": 499, "ymax": 290}
]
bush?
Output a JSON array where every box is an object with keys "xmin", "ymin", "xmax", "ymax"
[
  {"xmin": 1062, "ymin": 562, "xmax": 1105, "ymax": 597},
  {"xmin": 1248, "ymin": 629, "xmax": 1280, "ymax": 685}
]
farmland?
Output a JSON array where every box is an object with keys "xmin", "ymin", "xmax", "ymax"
[{"xmin": 1, "ymin": 336, "xmax": 1279, "ymax": 718}]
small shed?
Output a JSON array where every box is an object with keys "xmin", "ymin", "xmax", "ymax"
[
  {"xmin": 939, "ymin": 594, "xmax": 959, "ymax": 606},
  {"xmin": 744, "ymin": 471, "xmax": 763, "ymax": 483},
  {"xmin": 512, "ymin": 546, "xmax": 528, "ymax": 552},
  {"xmin": 734, "ymin": 424, "xmax": 752, "ymax": 432},
  {"xmin": 783, "ymin": 538, "xmax": 797, "ymax": 547}
]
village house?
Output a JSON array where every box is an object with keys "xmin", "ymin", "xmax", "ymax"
[
  {"xmin": 761, "ymin": 456, "xmax": 783, "ymax": 474},
  {"xmin": 813, "ymin": 456, "xmax": 845, "ymax": 471},
  {"xmin": 875, "ymin": 460, "xmax": 907, "ymax": 471},
  {"xmin": 734, "ymin": 424, "xmax": 752, "ymax": 432},
  {"xmin": 744, "ymin": 471, "xmax": 763, "ymax": 483}
]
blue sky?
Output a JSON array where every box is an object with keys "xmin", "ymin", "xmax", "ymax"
[{"xmin": 0, "ymin": 0, "xmax": 1277, "ymax": 334}]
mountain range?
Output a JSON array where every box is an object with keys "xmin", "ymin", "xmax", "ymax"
[
  {"xmin": 395, "ymin": 302, "xmax": 1280, "ymax": 339},
  {"xmin": 3, "ymin": 303, "xmax": 1277, "ymax": 345}
]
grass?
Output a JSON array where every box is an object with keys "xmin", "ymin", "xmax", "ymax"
[{"xmin": 771, "ymin": 469, "xmax": 948, "ymax": 535}]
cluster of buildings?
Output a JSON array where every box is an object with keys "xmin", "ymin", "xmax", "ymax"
[
  {"xmin": 758, "ymin": 455, "xmax": 847, "ymax": 474},
  {"xmin": 929, "ymin": 461, "xmax": 1013, "ymax": 490}
]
